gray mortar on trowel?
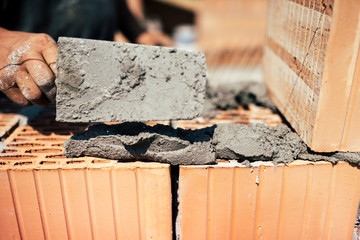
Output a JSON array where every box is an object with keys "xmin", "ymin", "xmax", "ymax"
[{"xmin": 65, "ymin": 122, "xmax": 360, "ymax": 166}]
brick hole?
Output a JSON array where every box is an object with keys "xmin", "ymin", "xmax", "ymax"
[
  {"xmin": 25, "ymin": 148, "xmax": 63, "ymax": 153},
  {"xmin": 51, "ymin": 143, "xmax": 63, "ymax": 147},
  {"xmin": 0, "ymin": 161, "xmax": 7, "ymax": 165},
  {"xmin": 56, "ymin": 132, "xmax": 75, "ymax": 135},
  {"xmin": 35, "ymin": 137, "xmax": 67, "ymax": 141},
  {"xmin": 7, "ymin": 143, "xmax": 45, "ymax": 147},
  {"xmin": 37, "ymin": 127, "xmax": 86, "ymax": 133},
  {"xmin": 38, "ymin": 127, "xmax": 75, "ymax": 131},
  {"xmin": 46, "ymin": 154, "xmax": 66, "ymax": 159},
  {"xmin": 21, "ymin": 128, "xmax": 31, "ymax": 132},
  {"xmin": 18, "ymin": 133, "xmax": 42, "ymax": 137},
  {"xmin": 92, "ymin": 159, "xmax": 111, "ymax": 164},
  {"xmin": 37, "ymin": 130, "xmax": 73, "ymax": 135},
  {"xmin": 12, "ymin": 138, "xmax": 28, "ymax": 142},
  {"xmin": 66, "ymin": 160, "xmax": 85, "ymax": 164},
  {"xmin": 14, "ymin": 161, "xmax": 33, "ymax": 166},
  {"xmin": 0, "ymin": 155, "xmax": 37, "ymax": 160},
  {"xmin": 29, "ymin": 122, "xmax": 52, "ymax": 127},
  {"xmin": 39, "ymin": 161, "xmax": 57, "ymax": 165},
  {"xmin": 2, "ymin": 149, "xmax": 17, "ymax": 153}
]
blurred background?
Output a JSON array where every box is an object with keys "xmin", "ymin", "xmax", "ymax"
[{"xmin": 117, "ymin": 0, "xmax": 268, "ymax": 87}]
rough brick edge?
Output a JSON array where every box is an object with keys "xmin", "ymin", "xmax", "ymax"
[{"xmin": 0, "ymin": 113, "xmax": 22, "ymax": 140}]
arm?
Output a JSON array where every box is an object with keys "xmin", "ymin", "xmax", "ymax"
[
  {"xmin": 0, "ymin": 27, "xmax": 57, "ymax": 106},
  {"xmin": 116, "ymin": 0, "xmax": 173, "ymax": 46},
  {"xmin": 116, "ymin": 0, "xmax": 145, "ymax": 43}
]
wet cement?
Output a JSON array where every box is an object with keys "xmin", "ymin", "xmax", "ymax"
[
  {"xmin": 203, "ymin": 81, "xmax": 277, "ymax": 117},
  {"xmin": 213, "ymin": 123, "xmax": 360, "ymax": 166},
  {"xmin": 213, "ymin": 123, "xmax": 306, "ymax": 164},
  {"xmin": 65, "ymin": 122, "xmax": 360, "ymax": 166},
  {"xmin": 64, "ymin": 122, "xmax": 216, "ymax": 165}
]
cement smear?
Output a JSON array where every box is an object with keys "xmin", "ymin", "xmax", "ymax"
[
  {"xmin": 65, "ymin": 122, "xmax": 360, "ymax": 166},
  {"xmin": 213, "ymin": 123, "xmax": 307, "ymax": 164},
  {"xmin": 65, "ymin": 122, "xmax": 216, "ymax": 165},
  {"xmin": 203, "ymin": 81, "xmax": 277, "ymax": 117},
  {"xmin": 213, "ymin": 123, "xmax": 360, "ymax": 166}
]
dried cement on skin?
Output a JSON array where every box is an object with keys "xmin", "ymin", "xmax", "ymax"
[
  {"xmin": 65, "ymin": 122, "xmax": 360, "ymax": 166},
  {"xmin": 65, "ymin": 122, "xmax": 216, "ymax": 165},
  {"xmin": 0, "ymin": 41, "xmax": 31, "ymax": 89},
  {"xmin": 202, "ymin": 81, "xmax": 277, "ymax": 118},
  {"xmin": 6, "ymin": 41, "xmax": 31, "ymax": 78}
]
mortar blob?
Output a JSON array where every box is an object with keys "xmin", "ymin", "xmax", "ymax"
[{"xmin": 64, "ymin": 122, "xmax": 216, "ymax": 165}]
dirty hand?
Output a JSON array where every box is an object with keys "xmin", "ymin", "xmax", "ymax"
[
  {"xmin": 136, "ymin": 31, "xmax": 173, "ymax": 47},
  {"xmin": 0, "ymin": 28, "xmax": 57, "ymax": 106}
]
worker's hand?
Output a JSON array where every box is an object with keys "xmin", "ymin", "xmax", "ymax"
[
  {"xmin": 136, "ymin": 31, "xmax": 173, "ymax": 47},
  {"xmin": 0, "ymin": 28, "xmax": 57, "ymax": 106}
]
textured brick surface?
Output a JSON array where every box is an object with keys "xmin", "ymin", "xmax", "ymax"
[
  {"xmin": 176, "ymin": 104, "xmax": 283, "ymax": 129},
  {"xmin": 56, "ymin": 37, "xmax": 207, "ymax": 122},
  {"xmin": 178, "ymin": 161, "xmax": 360, "ymax": 240},
  {"xmin": 0, "ymin": 114, "xmax": 172, "ymax": 240},
  {"xmin": 263, "ymin": 0, "xmax": 360, "ymax": 151}
]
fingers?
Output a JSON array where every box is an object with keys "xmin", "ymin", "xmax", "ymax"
[
  {"xmin": 3, "ymin": 87, "xmax": 31, "ymax": 106},
  {"xmin": 136, "ymin": 32, "xmax": 174, "ymax": 47},
  {"xmin": 41, "ymin": 35, "xmax": 58, "ymax": 77},
  {"xmin": 136, "ymin": 32, "xmax": 156, "ymax": 46},
  {"xmin": 0, "ymin": 31, "xmax": 57, "ymax": 106},
  {"xmin": 157, "ymin": 33, "xmax": 173, "ymax": 47},
  {"xmin": 0, "ymin": 64, "xmax": 52, "ymax": 106},
  {"xmin": 24, "ymin": 53, "xmax": 56, "ymax": 102},
  {"xmin": 0, "ymin": 65, "xmax": 30, "ymax": 106},
  {"xmin": 15, "ymin": 70, "xmax": 50, "ymax": 106}
]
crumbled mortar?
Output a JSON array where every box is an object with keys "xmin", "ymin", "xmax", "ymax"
[
  {"xmin": 213, "ymin": 123, "xmax": 360, "ymax": 166},
  {"xmin": 65, "ymin": 122, "xmax": 360, "ymax": 166},
  {"xmin": 203, "ymin": 81, "xmax": 277, "ymax": 118},
  {"xmin": 213, "ymin": 123, "xmax": 307, "ymax": 164},
  {"xmin": 65, "ymin": 122, "xmax": 216, "ymax": 165}
]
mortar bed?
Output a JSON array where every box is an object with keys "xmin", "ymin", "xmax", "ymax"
[{"xmin": 0, "ymin": 107, "xmax": 359, "ymax": 239}]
